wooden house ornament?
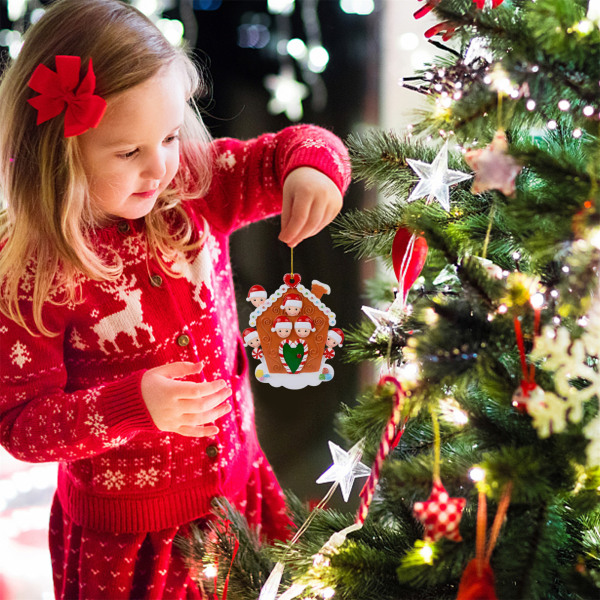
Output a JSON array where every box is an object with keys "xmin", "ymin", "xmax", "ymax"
[{"xmin": 243, "ymin": 273, "xmax": 342, "ymax": 389}]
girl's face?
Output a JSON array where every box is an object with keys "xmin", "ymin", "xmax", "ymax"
[{"xmin": 79, "ymin": 64, "xmax": 186, "ymax": 221}]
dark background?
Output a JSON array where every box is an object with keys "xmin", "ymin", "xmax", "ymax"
[{"xmin": 0, "ymin": 0, "xmax": 381, "ymax": 507}]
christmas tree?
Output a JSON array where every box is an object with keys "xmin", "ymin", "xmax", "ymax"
[{"xmin": 177, "ymin": 1, "xmax": 600, "ymax": 598}]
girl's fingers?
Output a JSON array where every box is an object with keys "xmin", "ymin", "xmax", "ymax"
[
  {"xmin": 302, "ymin": 201, "xmax": 328, "ymax": 241},
  {"xmin": 151, "ymin": 361, "xmax": 203, "ymax": 378},
  {"xmin": 279, "ymin": 197, "xmax": 312, "ymax": 247},
  {"xmin": 178, "ymin": 396, "xmax": 233, "ymax": 420},
  {"xmin": 177, "ymin": 424, "xmax": 220, "ymax": 438},
  {"xmin": 170, "ymin": 378, "xmax": 230, "ymax": 400}
]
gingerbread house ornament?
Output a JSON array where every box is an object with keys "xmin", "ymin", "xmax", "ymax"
[{"xmin": 244, "ymin": 273, "xmax": 342, "ymax": 389}]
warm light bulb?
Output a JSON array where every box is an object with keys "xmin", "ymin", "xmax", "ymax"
[
  {"xmin": 203, "ymin": 564, "xmax": 218, "ymax": 579},
  {"xmin": 589, "ymin": 227, "xmax": 600, "ymax": 249},
  {"xmin": 469, "ymin": 467, "xmax": 486, "ymax": 482},
  {"xmin": 558, "ymin": 99, "xmax": 570, "ymax": 111},
  {"xmin": 322, "ymin": 588, "xmax": 336, "ymax": 599},
  {"xmin": 530, "ymin": 293, "xmax": 545, "ymax": 309},
  {"xmin": 526, "ymin": 99, "xmax": 536, "ymax": 111},
  {"xmin": 574, "ymin": 19, "xmax": 594, "ymax": 34},
  {"xmin": 399, "ymin": 361, "xmax": 420, "ymax": 382},
  {"xmin": 419, "ymin": 543, "xmax": 434, "ymax": 564}
]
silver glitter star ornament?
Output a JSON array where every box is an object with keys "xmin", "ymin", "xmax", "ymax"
[{"xmin": 406, "ymin": 142, "xmax": 472, "ymax": 211}]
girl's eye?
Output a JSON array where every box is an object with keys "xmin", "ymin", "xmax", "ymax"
[
  {"xmin": 165, "ymin": 133, "xmax": 180, "ymax": 144},
  {"xmin": 118, "ymin": 149, "xmax": 138, "ymax": 159}
]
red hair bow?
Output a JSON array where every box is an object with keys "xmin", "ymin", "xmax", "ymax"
[{"xmin": 27, "ymin": 55, "xmax": 107, "ymax": 138}]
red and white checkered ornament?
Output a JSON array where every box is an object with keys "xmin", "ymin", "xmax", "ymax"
[{"xmin": 413, "ymin": 477, "xmax": 466, "ymax": 542}]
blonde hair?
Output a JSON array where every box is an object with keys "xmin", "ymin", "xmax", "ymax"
[{"xmin": 0, "ymin": 0, "xmax": 214, "ymax": 336}]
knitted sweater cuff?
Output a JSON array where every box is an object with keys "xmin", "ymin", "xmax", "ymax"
[
  {"xmin": 99, "ymin": 370, "xmax": 158, "ymax": 437},
  {"xmin": 279, "ymin": 127, "xmax": 351, "ymax": 194}
]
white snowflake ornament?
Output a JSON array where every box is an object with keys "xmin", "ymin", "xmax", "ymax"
[
  {"xmin": 527, "ymin": 321, "xmax": 599, "ymax": 441},
  {"xmin": 526, "ymin": 388, "xmax": 568, "ymax": 438}
]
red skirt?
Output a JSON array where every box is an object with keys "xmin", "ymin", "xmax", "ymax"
[{"xmin": 49, "ymin": 455, "xmax": 292, "ymax": 599}]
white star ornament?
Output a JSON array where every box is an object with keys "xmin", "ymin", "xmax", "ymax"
[
  {"xmin": 316, "ymin": 440, "xmax": 371, "ymax": 502},
  {"xmin": 406, "ymin": 142, "xmax": 472, "ymax": 211}
]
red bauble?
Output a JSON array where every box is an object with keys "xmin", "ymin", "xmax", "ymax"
[
  {"xmin": 392, "ymin": 228, "xmax": 428, "ymax": 300},
  {"xmin": 457, "ymin": 558, "xmax": 498, "ymax": 600}
]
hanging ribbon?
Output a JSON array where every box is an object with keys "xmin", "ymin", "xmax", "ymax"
[
  {"xmin": 513, "ymin": 317, "xmax": 538, "ymax": 407},
  {"xmin": 457, "ymin": 481, "xmax": 513, "ymax": 600}
]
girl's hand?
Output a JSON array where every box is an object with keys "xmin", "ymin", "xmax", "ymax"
[
  {"xmin": 279, "ymin": 167, "xmax": 343, "ymax": 248},
  {"xmin": 141, "ymin": 362, "xmax": 232, "ymax": 437}
]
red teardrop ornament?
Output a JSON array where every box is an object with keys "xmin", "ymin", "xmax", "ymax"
[{"xmin": 392, "ymin": 228, "xmax": 428, "ymax": 300}]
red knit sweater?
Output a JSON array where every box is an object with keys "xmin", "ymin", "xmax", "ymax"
[{"xmin": 0, "ymin": 125, "xmax": 350, "ymax": 534}]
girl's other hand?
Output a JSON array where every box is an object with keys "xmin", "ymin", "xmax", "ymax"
[
  {"xmin": 279, "ymin": 167, "xmax": 343, "ymax": 248},
  {"xmin": 141, "ymin": 362, "xmax": 232, "ymax": 437}
]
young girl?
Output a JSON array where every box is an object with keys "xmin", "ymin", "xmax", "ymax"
[{"xmin": 0, "ymin": 1, "xmax": 350, "ymax": 598}]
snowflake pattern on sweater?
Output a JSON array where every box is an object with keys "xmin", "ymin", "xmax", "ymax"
[{"xmin": 0, "ymin": 125, "xmax": 350, "ymax": 535}]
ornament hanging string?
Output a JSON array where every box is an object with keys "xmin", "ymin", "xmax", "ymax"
[
  {"xmin": 485, "ymin": 481, "xmax": 512, "ymax": 564},
  {"xmin": 397, "ymin": 232, "xmax": 417, "ymax": 307},
  {"xmin": 431, "ymin": 406, "xmax": 442, "ymax": 482},
  {"xmin": 513, "ymin": 317, "xmax": 531, "ymax": 383},
  {"xmin": 222, "ymin": 534, "xmax": 240, "ymax": 600},
  {"xmin": 290, "ymin": 246, "xmax": 294, "ymax": 280},
  {"xmin": 497, "ymin": 91, "xmax": 504, "ymax": 131},
  {"xmin": 513, "ymin": 314, "xmax": 540, "ymax": 388},
  {"xmin": 475, "ymin": 481, "xmax": 513, "ymax": 575},
  {"xmin": 481, "ymin": 202, "xmax": 496, "ymax": 259},
  {"xmin": 475, "ymin": 483, "xmax": 487, "ymax": 577}
]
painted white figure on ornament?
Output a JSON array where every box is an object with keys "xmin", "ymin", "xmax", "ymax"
[
  {"xmin": 243, "ymin": 327, "xmax": 264, "ymax": 363},
  {"xmin": 280, "ymin": 293, "xmax": 303, "ymax": 316},
  {"xmin": 246, "ymin": 285, "xmax": 267, "ymax": 308},
  {"xmin": 271, "ymin": 316, "xmax": 293, "ymax": 339},
  {"xmin": 294, "ymin": 315, "xmax": 315, "ymax": 338}
]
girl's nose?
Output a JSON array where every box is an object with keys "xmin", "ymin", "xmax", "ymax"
[{"xmin": 141, "ymin": 150, "xmax": 167, "ymax": 180}]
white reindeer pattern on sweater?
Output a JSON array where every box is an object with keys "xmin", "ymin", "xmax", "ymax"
[{"xmin": 93, "ymin": 274, "xmax": 155, "ymax": 355}]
